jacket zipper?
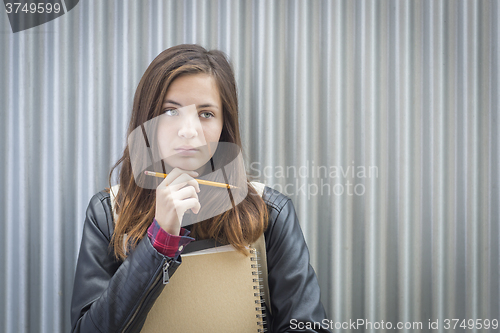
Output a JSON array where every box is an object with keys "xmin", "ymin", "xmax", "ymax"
[
  {"xmin": 122, "ymin": 257, "xmax": 170, "ymax": 332},
  {"xmin": 162, "ymin": 260, "xmax": 170, "ymax": 284}
]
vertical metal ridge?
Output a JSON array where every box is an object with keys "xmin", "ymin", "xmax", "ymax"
[
  {"xmin": 478, "ymin": 0, "xmax": 493, "ymax": 323},
  {"xmin": 490, "ymin": 0, "xmax": 500, "ymax": 322},
  {"xmin": 444, "ymin": 0, "xmax": 458, "ymax": 321},
  {"xmin": 431, "ymin": 0, "xmax": 446, "ymax": 324},
  {"xmin": 466, "ymin": 0, "xmax": 480, "ymax": 322}
]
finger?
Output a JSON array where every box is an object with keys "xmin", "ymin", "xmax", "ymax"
[
  {"xmin": 170, "ymin": 179, "xmax": 200, "ymax": 193},
  {"xmin": 170, "ymin": 173, "xmax": 196, "ymax": 185},
  {"xmin": 169, "ymin": 174, "xmax": 200, "ymax": 192},
  {"xmin": 174, "ymin": 197, "xmax": 201, "ymax": 216},
  {"xmin": 191, "ymin": 200, "xmax": 201, "ymax": 214},
  {"xmin": 172, "ymin": 185, "xmax": 199, "ymax": 202},
  {"xmin": 166, "ymin": 168, "xmax": 198, "ymax": 186},
  {"xmin": 157, "ymin": 175, "xmax": 170, "ymax": 190},
  {"xmin": 165, "ymin": 168, "xmax": 184, "ymax": 185},
  {"xmin": 187, "ymin": 178, "xmax": 201, "ymax": 193},
  {"xmin": 172, "ymin": 186, "xmax": 200, "ymax": 216},
  {"xmin": 179, "ymin": 176, "xmax": 200, "ymax": 193}
]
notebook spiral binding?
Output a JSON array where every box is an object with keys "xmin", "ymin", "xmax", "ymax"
[{"xmin": 250, "ymin": 249, "xmax": 268, "ymax": 333}]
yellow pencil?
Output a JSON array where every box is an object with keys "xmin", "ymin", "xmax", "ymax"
[{"xmin": 144, "ymin": 171, "xmax": 238, "ymax": 189}]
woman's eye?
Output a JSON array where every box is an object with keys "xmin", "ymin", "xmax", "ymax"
[
  {"xmin": 164, "ymin": 109, "xmax": 179, "ymax": 116},
  {"xmin": 200, "ymin": 112, "xmax": 214, "ymax": 119}
]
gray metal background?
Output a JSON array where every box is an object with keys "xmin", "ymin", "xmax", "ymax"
[{"xmin": 0, "ymin": 0, "xmax": 498, "ymax": 332}]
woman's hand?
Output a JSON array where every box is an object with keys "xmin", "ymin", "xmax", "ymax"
[{"xmin": 155, "ymin": 168, "xmax": 201, "ymax": 236}]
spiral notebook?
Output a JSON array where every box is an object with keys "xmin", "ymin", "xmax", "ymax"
[{"xmin": 140, "ymin": 244, "xmax": 267, "ymax": 333}]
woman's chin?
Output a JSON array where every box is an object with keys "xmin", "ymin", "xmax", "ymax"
[{"xmin": 163, "ymin": 157, "xmax": 210, "ymax": 173}]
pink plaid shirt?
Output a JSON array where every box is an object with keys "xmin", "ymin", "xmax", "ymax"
[{"xmin": 147, "ymin": 218, "xmax": 195, "ymax": 259}]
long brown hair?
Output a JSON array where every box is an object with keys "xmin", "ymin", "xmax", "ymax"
[{"xmin": 108, "ymin": 44, "xmax": 268, "ymax": 260}]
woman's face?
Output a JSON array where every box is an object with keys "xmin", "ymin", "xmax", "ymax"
[{"xmin": 157, "ymin": 73, "xmax": 223, "ymax": 172}]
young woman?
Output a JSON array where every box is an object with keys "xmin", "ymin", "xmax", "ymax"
[{"xmin": 71, "ymin": 44, "xmax": 330, "ymax": 332}]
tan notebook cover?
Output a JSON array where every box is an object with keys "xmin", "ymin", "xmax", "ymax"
[{"xmin": 140, "ymin": 245, "xmax": 266, "ymax": 333}]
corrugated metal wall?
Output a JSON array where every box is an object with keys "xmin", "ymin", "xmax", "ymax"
[{"xmin": 1, "ymin": 0, "xmax": 498, "ymax": 332}]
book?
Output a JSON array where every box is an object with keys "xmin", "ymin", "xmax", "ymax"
[{"xmin": 140, "ymin": 244, "xmax": 267, "ymax": 333}]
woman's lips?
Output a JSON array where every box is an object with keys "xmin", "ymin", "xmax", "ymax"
[{"xmin": 174, "ymin": 147, "xmax": 199, "ymax": 155}]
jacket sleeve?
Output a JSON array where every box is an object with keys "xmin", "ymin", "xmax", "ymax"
[
  {"xmin": 70, "ymin": 192, "xmax": 181, "ymax": 333},
  {"xmin": 264, "ymin": 190, "xmax": 331, "ymax": 333}
]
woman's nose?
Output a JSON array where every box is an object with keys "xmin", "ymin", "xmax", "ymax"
[{"xmin": 178, "ymin": 116, "xmax": 198, "ymax": 139}]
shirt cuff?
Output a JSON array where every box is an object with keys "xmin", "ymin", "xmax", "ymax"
[{"xmin": 147, "ymin": 218, "xmax": 195, "ymax": 259}]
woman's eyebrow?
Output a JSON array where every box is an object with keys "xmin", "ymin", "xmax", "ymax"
[
  {"xmin": 163, "ymin": 99, "xmax": 182, "ymax": 106},
  {"xmin": 197, "ymin": 103, "xmax": 219, "ymax": 109},
  {"xmin": 163, "ymin": 99, "xmax": 219, "ymax": 110}
]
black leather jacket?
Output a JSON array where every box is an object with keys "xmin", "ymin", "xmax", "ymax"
[{"xmin": 71, "ymin": 186, "xmax": 331, "ymax": 332}]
